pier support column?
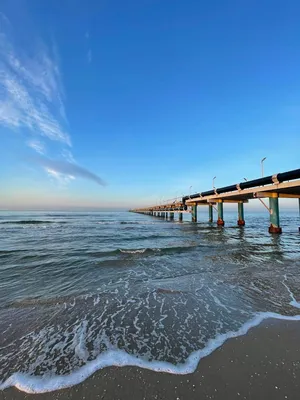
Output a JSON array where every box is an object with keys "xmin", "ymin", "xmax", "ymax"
[
  {"xmin": 208, "ymin": 205, "xmax": 213, "ymax": 222},
  {"xmin": 179, "ymin": 212, "xmax": 183, "ymax": 222},
  {"xmin": 269, "ymin": 196, "xmax": 282, "ymax": 234},
  {"xmin": 170, "ymin": 212, "xmax": 174, "ymax": 220},
  {"xmin": 299, "ymin": 199, "xmax": 300, "ymax": 233},
  {"xmin": 165, "ymin": 212, "xmax": 168, "ymax": 219},
  {"xmin": 192, "ymin": 205, "xmax": 197, "ymax": 222},
  {"xmin": 237, "ymin": 202, "xmax": 245, "ymax": 226},
  {"xmin": 217, "ymin": 201, "xmax": 224, "ymax": 226}
]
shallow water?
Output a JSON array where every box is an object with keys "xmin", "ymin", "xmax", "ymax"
[{"xmin": 0, "ymin": 210, "xmax": 300, "ymax": 393}]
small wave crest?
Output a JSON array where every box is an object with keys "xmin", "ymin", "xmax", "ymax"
[
  {"xmin": 87, "ymin": 246, "xmax": 195, "ymax": 259},
  {"xmin": 0, "ymin": 220, "xmax": 65, "ymax": 225},
  {"xmin": 96, "ymin": 221, "xmax": 158, "ymax": 225},
  {"xmin": 119, "ymin": 248, "xmax": 149, "ymax": 254}
]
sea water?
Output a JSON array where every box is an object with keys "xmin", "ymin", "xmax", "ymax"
[{"xmin": 0, "ymin": 211, "xmax": 300, "ymax": 393}]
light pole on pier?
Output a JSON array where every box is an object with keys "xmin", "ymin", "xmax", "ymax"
[
  {"xmin": 212, "ymin": 176, "xmax": 216, "ymax": 190},
  {"xmin": 189, "ymin": 186, "xmax": 193, "ymax": 199},
  {"xmin": 261, "ymin": 157, "xmax": 267, "ymax": 177}
]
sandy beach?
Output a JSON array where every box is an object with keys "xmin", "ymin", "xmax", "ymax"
[{"xmin": 2, "ymin": 318, "xmax": 300, "ymax": 400}]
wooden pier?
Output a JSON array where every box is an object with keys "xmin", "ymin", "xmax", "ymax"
[{"xmin": 130, "ymin": 168, "xmax": 300, "ymax": 233}]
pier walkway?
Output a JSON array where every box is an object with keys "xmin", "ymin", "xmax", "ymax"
[{"xmin": 130, "ymin": 168, "xmax": 300, "ymax": 233}]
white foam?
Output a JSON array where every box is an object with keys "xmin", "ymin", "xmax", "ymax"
[
  {"xmin": 282, "ymin": 275, "xmax": 300, "ymax": 309},
  {"xmin": 74, "ymin": 321, "xmax": 89, "ymax": 362},
  {"xmin": 119, "ymin": 249, "xmax": 147, "ymax": 254},
  {"xmin": 2, "ymin": 311, "xmax": 300, "ymax": 394}
]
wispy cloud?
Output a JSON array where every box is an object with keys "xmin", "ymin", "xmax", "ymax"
[
  {"xmin": 85, "ymin": 29, "xmax": 92, "ymax": 64},
  {"xmin": 31, "ymin": 154, "xmax": 106, "ymax": 186},
  {"xmin": 61, "ymin": 148, "xmax": 75, "ymax": 163},
  {"xmin": 0, "ymin": 15, "xmax": 70, "ymax": 145},
  {"xmin": 87, "ymin": 49, "xmax": 92, "ymax": 64},
  {"xmin": 46, "ymin": 167, "xmax": 75, "ymax": 185},
  {"xmin": 27, "ymin": 140, "xmax": 45, "ymax": 155},
  {"xmin": 0, "ymin": 13, "xmax": 106, "ymax": 187}
]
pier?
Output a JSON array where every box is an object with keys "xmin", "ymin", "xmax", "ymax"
[{"xmin": 131, "ymin": 168, "xmax": 300, "ymax": 233}]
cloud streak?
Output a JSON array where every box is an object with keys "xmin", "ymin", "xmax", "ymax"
[
  {"xmin": 0, "ymin": 13, "xmax": 106, "ymax": 187},
  {"xmin": 0, "ymin": 15, "xmax": 70, "ymax": 145},
  {"xmin": 32, "ymin": 155, "xmax": 106, "ymax": 186},
  {"xmin": 85, "ymin": 29, "xmax": 92, "ymax": 64},
  {"xmin": 87, "ymin": 49, "xmax": 92, "ymax": 64},
  {"xmin": 27, "ymin": 140, "xmax": 45, "ymax": 155}
]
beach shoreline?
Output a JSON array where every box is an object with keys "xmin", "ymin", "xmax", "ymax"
[{"xmin": 2, "ymin": 318, "xmax": 300, "ymax": 400}]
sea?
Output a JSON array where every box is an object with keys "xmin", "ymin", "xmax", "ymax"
[{"xmin": 0, "ymin": 210, "xmax": 300, "ymax": 393}]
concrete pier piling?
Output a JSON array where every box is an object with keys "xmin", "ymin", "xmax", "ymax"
[
  {"xmin": 217, "ymin": 201, "xmax": 224, "ymax": 226},
  {"xmin": 170, "ymin": 212, "xmax": 174, "ymax": 220},
  {"xmin": 237, "ymin": 202, "xmax": 245, "ymax": 226},
  {"xmin": 192, "ymin": 205, "xmax": 197, "ymax": 222},
  {"xmin": 209, "ymin": 204, "xmax": 213, "ymax": 223},
  {"xmin": 269, "ymin": 196, "xmax": 282, "ymax": 234},
  {"xmin": 179, "ymin": 212, "xmax": 183, "ymax": 222}
]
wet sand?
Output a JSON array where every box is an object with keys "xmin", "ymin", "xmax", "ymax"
[{"xmin": 2, "ymin": 318, "xmax": 300, "ymax": 400}]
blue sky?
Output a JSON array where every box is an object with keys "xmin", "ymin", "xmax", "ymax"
[{"xmin": 0, "ymin": 0, "xmax": 299, "ymax": 210}]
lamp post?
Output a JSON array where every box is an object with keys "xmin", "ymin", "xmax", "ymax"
[
  {"xmin": 189, "ymin": 186, "xmax": 192, "ymax": 199},
  {"xmin": 261, "ymin": 157, "xmax": 267, "ymax": 177},
  {"xmin": 213, "ymin": 176, "xmax": 216, "ymax": 190}
]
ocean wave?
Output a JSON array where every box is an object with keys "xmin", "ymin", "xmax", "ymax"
[
  {"xmin": 119, "ymin": 248, "xmax": 150, "ymax": 254},
  {"xmin": 0, "ymin": 220, "xmax": 66, "ymax": 225},
  {"xmin": 118, "ymin": 245, "xmax": 197, "ymax": 255},
  {"xmin": 1, "ymin": 311, "xmax": 300, "ymax": 394},
  {"xmin": 88, "ymin": 246, "xmax": 195, "ymax": 258},
  {"xmin": 96, "ymin": 221, "xmax": 119, "ymax": 225},
  {"xmin": 95, "ymin": 221, "xmax": 158, "ymax": 225},
  {"xmin": 119, "ymin": 221, "xmax": 158, "ymax": 225}
]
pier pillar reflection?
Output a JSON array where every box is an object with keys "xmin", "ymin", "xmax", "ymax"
[
  {"xmin": 237, "ymin": 202, "xmax": 245, "ymax": 226},
  {"xmin": 269, "ymin": 196, "xmax": 282, "ymax": 234}
]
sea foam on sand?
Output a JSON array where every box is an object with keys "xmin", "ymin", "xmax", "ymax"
[{"xmin": 1, "ymin": 311, "xmax": 300, "ymax": 394}]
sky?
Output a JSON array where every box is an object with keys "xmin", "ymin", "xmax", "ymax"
[{"xmin": 0, "ymin": 0, "xmax": 299, "ymax": 211}]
